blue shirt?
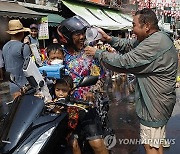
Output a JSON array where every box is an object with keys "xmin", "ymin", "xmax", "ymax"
[{"xmin": 2, "ymin": 40, "xmax": 31, "ymax": 93}]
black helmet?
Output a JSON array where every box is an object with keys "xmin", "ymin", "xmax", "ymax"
[{"xmin": 58, "ymin": 16, "xmax": 90, "ymax": 45}]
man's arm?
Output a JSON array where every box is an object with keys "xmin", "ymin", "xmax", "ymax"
[
  {"xmin": 96, "ymin": 28, "xmax": 137, "ymax": 53},
  {"xmin": 85, "ymin": 34, "xmax": 168, "ymax": 74},
  {"xmin": 109, "ymin": 36, "xmax": 137, "ymax": 53}
]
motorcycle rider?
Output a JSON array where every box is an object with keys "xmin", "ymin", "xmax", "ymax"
[{"xmin": 57, "ymin": 16, "xmax": 108, "ymax": 154}]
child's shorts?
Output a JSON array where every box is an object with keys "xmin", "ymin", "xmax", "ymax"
[{"xmin": 140, "ymin": 123, "xmax": 166, "ymax": 148}]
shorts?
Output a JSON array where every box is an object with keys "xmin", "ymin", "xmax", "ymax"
[
  {"xmin": 140, "ymin": 123, "xmax": 166, "ymax": 148},
  {"xmin": 75, "ymin": 108, "xmax": 103, "ymax": 141}
]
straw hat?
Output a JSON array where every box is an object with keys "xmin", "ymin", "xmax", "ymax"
[{"xmin": 6, "ymin": 20, "xmax": 30, "ymax": 35}]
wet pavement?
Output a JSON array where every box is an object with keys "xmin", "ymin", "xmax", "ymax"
[
  {"xmin": 1, "ymin": 75, "xmax": 180, "ymax": 154},
  {"xmin": 107, "ymin": 75, "xmax": 180, "ymax": 154},
  {"xmin": 163, "ymin": 88, "xmax": 180, "ymax": 154},
  {"xmin": 107, "ymin": 75, "xmax": 141, "ymax": 154}
]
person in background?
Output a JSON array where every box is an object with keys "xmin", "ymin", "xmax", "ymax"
[
  {"xmin": 85, "ymin": 8, "xmax": 177, "ymax": 154},
  {"xmin": 2, "ymin": 20, "xmax": 31, "ymax": 99},
  {"xmin": 24, "ymin": 23, "xmax": 43, "ymax": 66},
  {"xmin": 24, "ymin": 23, "xmax": 39, "ymax": 48},
  {"xmin": 52, "ymin": 37, "xmax": 59, "ymax": 44}
]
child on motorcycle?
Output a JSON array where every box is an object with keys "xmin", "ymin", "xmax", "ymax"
[
  {"xmin": 53, "ymin": 75, "xmax": 73, "ymax": 101},
  {"xmin": 51, "ymin": 75, "xmax": 74, "ymax": 110},
  {"xmin": 46, "ymin": 43, "xmax": 64, "ymax": 65},
  {"xmin": 50, "ymin": 75, "xmax": 83, "ymax": 154}
]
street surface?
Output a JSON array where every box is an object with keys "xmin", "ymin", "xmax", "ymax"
[{"xmin": 107, "ymin": 76, "xmax": 180, "ymax": 154}]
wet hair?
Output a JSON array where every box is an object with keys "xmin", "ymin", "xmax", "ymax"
[
  {"xmin": 55, "ymin": 75, "xmax": 73, "ymax": 92},
  {"xmin": 135, "ymin": 8, "xmax": 159, "ymax": 30},
  {"xmin": 46, "ymin": 44, "xmax": 64, "ymax": 57}
]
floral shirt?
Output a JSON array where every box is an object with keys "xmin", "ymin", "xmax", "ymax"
[{"xmin": 64, "ymin": 48, "xmax": 104, "ymax": 99}]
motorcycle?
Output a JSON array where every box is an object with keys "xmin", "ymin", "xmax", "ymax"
[{"xmin": 0, "ymin": 72, "xmax": 98, "ymax": 154}]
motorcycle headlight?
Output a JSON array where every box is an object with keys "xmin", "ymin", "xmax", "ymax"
[{"xmin": 26, "ymin": 127, "xmax": 55, "ymax": 154}]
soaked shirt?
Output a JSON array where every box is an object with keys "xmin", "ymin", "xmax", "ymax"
[
  {"xmin": 64, "ymin": 48, "xmax": 103, "ymax": 99},
  {"xmin": 95, "ymin": 32, "xmax": 177, "ymax": 127}
]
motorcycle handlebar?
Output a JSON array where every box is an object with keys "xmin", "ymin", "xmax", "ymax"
[{"xmin": 45, "ymin": 98, "xmax": 94, "ymax": 113}]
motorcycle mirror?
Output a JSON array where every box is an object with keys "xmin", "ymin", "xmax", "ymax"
[
  {"xmin": 78, "ymin": 76, "xmax": 98, "ymax": 88},
  {"xmin": 67, "ymin": 76, "xmax": 98, "ymax": 101}
]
